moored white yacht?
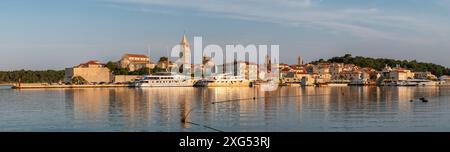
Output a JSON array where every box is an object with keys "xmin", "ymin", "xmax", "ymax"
[
  {"xmin": 194, "ymin": 73, "xmax": 252, "ymax": 87},
  {"xmin": 132, "ymin": 72, "xmax": 196, "ymax": 87},
  {"xmin": 402, "ymin": 79, "xmax": 438, "ymax": 86},
  {"xmin": 385, "ymin": 79, "xmax": 438, "ymax": 86}
]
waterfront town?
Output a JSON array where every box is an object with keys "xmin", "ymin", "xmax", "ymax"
[{"xmin": 6, "ymin": 35, "xmax": 450, "ymax": 89}]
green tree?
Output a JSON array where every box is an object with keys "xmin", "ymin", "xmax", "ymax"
[
  {"xmin": 71, "ymin": 76, "xmax": 87, "ymax": 85},
  {"xmin": 151, "ymin": 67, "xmax": 166, "ymax": 73},
  {"xmin": 179, "ymin": 64, "xmax": 184, "ymax": 73},
  {"xmin": 0, "ymin": 70, "xmax": 65, "ymax": 83},
  {"xmin": 106, "ymin": 61, "xmax": 117, "ymax": 71},
  {"xmin": 159, "ymin": 57, "xmax": 168, "ymax": 62}
]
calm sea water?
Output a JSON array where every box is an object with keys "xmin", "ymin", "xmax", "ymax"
[{"xmin": 0, "ymin": 86, "xmax": 449, "ymax": 132}]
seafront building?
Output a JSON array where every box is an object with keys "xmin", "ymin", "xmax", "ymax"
[
  {"xmin": 215, "ymin": 61, "xmax": 258, "ymax": 80},
  {"xmin": 275, "ymin": 59, "xmax": 444, "ymax": 86},
  {"xmin": 119, "ymin": 54, "xmax": 155, "ymax": 71},
  {"xmin": 415, "ymin": 72, "xmax": 438, "ymax": 80},
  {"xmin": 64, "ymin": 60, "xmax": 112, "ymax": 84},
  {"xmin": 439, "ymin": 76, "xmax": 450, "ymax": 85}
]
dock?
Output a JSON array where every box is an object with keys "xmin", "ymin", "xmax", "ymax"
[{"xmin": 8, "ymin": 83, "xmax": 130, "ymax": 89}]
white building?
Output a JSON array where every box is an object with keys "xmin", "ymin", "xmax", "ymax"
[
  {"xmin": 415, "ymin": 72, "xmax": 438, "ymax": 80},
  {"xmin": 440, "ymin": 75, "xmax": 450, "ymax": 85},
  {"xmin": 216, "ymin": 61, "xmax": 258, "ymax": 80}
]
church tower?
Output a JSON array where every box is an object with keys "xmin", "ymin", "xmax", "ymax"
[
  {"xmin": 264, "ymin": 55, "xmax": 271, "ymax": 73},
  {"xmin": 180, "ymin": 34, "xmax": 191, "ymax": 65},
  {"xmin": 298, "ymin": 55, "xmax": 304, "ymax": 65}
]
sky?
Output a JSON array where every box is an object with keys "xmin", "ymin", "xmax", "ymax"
[{"xmin": 1, "ymin": 0, "xmax": 450, "ymax": 70}]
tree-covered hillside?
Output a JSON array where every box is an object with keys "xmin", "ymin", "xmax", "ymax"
[
  {"xmin": 310, "ymin": 54, "xmax": 450, "ymax": 77},
  {"xmin": 0, "ymin": 70, "xmax": 65, "ymax": 83}
]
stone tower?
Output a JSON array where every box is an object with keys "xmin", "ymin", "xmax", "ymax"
[
  {"xmin": 180, "ymin": 35, "xmax": 191, "ymax": 65},
  {"xmin": 298, "ymin": 55, "xmax": 304, "ymax": 65}
]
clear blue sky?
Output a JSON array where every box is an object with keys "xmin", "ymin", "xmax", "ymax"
[{"xmin": 1, "ymin": 0, "xmax": 450, "ymax": 70}]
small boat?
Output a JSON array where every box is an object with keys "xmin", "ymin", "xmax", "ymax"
[{"xmin": 419, "ymin": 97, "xmax": 429, "ymax": 102}]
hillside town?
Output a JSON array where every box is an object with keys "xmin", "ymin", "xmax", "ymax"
[{"xmin": 61, "ymin": 35, "xmax": 450, "ymax": 88}]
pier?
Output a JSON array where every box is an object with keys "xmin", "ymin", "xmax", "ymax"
[
  {"xmin": 0, "ymin": 83, "xmax": 15, "ymax": 88},
  {"xmin": 2, "ymin": 83, "xmax": 129, "ymax": 89}
]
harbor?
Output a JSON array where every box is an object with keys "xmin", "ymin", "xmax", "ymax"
[
  {"xmin": 4, "ymin": 1, "xmax": 450, "ymax": 150},
  {"xmin": 1, "ymin": 86, "xmax": 450, "ymax": 132},
  {"xmin": 1, "ymin": 36, "xmax": 449, "ymax": 90},
  {"xmin": 5, "ymin": 79, "xmax": 449, "ymax": 89}
]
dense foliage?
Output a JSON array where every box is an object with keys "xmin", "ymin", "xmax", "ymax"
[
  {"xmin": 311, "ymin": 54, "xmax": 450, "ymax": 77},
  {"xmin": 71, "ymin": 76, "xmax": 87, "ymax": 85},
  {"xmin": 0, "ymin": 70, "xmax": 64, "ymax": 83},
  {"xmin": 159, "ymin": 57, "xmax": 168, "ymax": 62}
]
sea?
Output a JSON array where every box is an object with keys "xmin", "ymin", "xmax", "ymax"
[{"xmin": 0, "ymin": 86, "xmax": 449, "ymax": 132}]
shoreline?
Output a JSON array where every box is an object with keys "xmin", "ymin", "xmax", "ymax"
[
  {"xmin": 9, "ymin": 83, "xmax": 129, "ymax": 89},
  {"xmin": 3, "ymin": 83, "xmax": 449, "ymax": 89}
]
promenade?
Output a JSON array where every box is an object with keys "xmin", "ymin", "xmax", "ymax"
[{"xmin": 3, "ymin": 83, "xmax": 129, "ymax": 89}]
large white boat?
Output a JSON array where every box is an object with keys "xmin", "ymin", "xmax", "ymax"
[
  {"xmin": 132, "ymin": 72, "xmax": 196, "ymax": 87},
  {"xmin": 194, "ymin": 73, "xmax": 252, "ymax": 87},
  {"xmin": 403, "ymin": 79, "xmax": 438, "ymax": 86},
  {"xmin": 385, "ymin": 79, "xmax": 438, "ymax": 86}
]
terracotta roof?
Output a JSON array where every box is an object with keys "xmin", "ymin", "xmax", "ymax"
[
  {"xmin": 123, "ymin": 54, "xmax": 149, "ymax": 58},
  {"xmin": 77, "ymin": 60, "xmax": 103, "ymax": 67},
  {"xmin": 281, "ymin": 68, "xmax": 291, "ymax": 72},
  {"xmin": 85, "ymin": 60, "xmax": 101, "ymax": 65},
  {"xmin": 290, "ymin": 65, "xmax": 306, "ymax": 69}
]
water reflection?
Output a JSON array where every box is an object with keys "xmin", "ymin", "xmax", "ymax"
[{"xmin": 0, "ymin": 86, "xmax": 449, "ymax": 131}]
